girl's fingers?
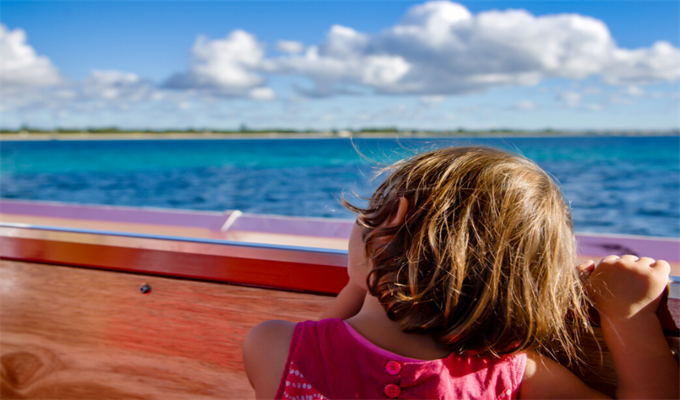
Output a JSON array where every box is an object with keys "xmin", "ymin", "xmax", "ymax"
[
  {"xmin": 577, "ymin": 260, "xmax": 595, "ymax": 283},
  {"xmin": 601, "ymin": 255, "xmax": 621, "ymax": 263},
  {"xmin": 651, "ymin": 259, "xmax": 671, "ymax": 275},
  {"xmin": 638, "ymin": 256, "xmax": 656, "ymax": 266},
  {"xmin": 597, "ymin": 255, "xmax": 670, "ymax": 277},
  {"xmin": 577, "ymin": 259, "xmax": 595, "ymax": 274}
]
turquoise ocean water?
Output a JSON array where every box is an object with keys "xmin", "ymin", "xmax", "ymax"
[{"xmin": 1, "ymin": 136, "xmax": 678, "ymax": 237}]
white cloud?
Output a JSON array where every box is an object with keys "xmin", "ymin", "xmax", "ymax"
[
  {"xmin": 277, "ymin": 40, "xmax": 305, "ymax": 54},
  {"xmin": 248, "ymin": 87, "xmax": 275, "ymax": 100},
  {"xmin": 6, "ymin": 2, "xmax": 679, "ymax": 106},
  {"xmin": 271, "ymin": 25, "xmax": 412, "ymax": 96},
  {"xmin": 165, "ymin": 30, "xmax": 271, "ymax": 97},
  {"xmin": 513, "ymin": 100, "xmax": 536, "ymax": 111},
  {"xmin": 81, "ymin": 70, "xmax": 152, "ymax": 101},
  {"xmin": 605, "ymin": 42, "xmax": 680, "ymax": 85},
  {"xmin": 0, "ymin": 23, "xmax": 172, "ymax": 114},
  {"xmin": 266, "ymin": 1, "xmax": 679, "ymax": 96},
  {"xmin": 420, "ymin": 95, "xmax": 446, "ymax": 105},
  {"xmin": 3, "ymin": 67, "xmax": 174, "ymax": 116},
  {"xmin": 558, "ymin": 91, "xmax": 582, "ymax": 107},
  {"xmin": 624, "ymin": 85, "xmax": 644, "ymax": 96},
  {"xmin": 0, "ymin": 24, "xmax": 62, "ymax": 88}
]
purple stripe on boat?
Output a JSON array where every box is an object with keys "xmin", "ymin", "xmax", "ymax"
[
  {"xmin": 0, "ymin": 199, "xmax": 229, "ymax": 230},
  {"xmin": 577, "ymin": 234, "xmax": 680, "ymax": 262},
  {"xmin": 0, "ymin": 200, "xmax": 354, "ymax": 238},
  {"xmin": 229, "ymin": 214, "xmax": 354, "ymax": 238}
]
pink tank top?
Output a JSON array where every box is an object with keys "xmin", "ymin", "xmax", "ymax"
[{"xmin": 275, "ymin": 319, "xmax": 526, "ymax": 399}]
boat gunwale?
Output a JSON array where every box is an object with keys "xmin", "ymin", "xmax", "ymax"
[
  {"xmin": 0, "ymin": 222, "xmax": 348, "ymax": 257},
  {"xmin": 0, "ymin": 224, "xmax": 349, "ymax": 294}
]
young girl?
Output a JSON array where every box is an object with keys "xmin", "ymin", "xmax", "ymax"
[{"xmin": 243, "ymin": 146, "xmax": 678, "ymax": 399}]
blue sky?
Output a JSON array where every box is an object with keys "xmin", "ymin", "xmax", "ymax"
[{"xmin": 1, "ymin": 1, "xmax": 678, "ymax": 131}]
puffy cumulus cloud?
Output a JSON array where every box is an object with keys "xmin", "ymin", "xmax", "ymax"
[
  {"xmin": 248, "ymin": 87, "xmax": 275, "ymax": 100},
  {"xmin": 267, "ymin": 1, "xmax": 679, "ymax": 96},
  {"xmin": 272, "ymin": 25, "xmax": 412, "ymax": 96},
  {"xmin": 0, "ymin": 24, "xmax": 62, "ymax": 88},
  {"xmin": 81, "ymin": 70, "xmax": 154, "ymax": 101},
  {"xmin": 165, "ymin": 30, "xmax": 273, "ymax": 99},
  {"xmin": 606, "ymin": 42, "xmax": 680, "ymax": 85},
  {"xmin": 276, "ymin": 40, "xmax": 305, "ymax": 54},
  {"xmin": 0, "ymin": 22, "xmax": 169, "ymax": 112},
  {"xmin": 3, "ymin": 68, "xmax": 176, "ymax": 116}
]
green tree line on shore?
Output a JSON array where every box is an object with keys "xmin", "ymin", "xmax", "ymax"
[
  {"xmin": 2, "ymin": 125, "xmax": 676, "ymax": 136},
  {"xmin": 0, "ymin": 125, "xmax": 536, "ymax": 135}
]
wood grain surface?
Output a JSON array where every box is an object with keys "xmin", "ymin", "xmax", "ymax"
[
  {"xmin": 0, "ymin": 231, "xmax": 349, "ymax": 295},
  {"xmin": 0, "ymin": 260, "xmax": 333, "ymax": 399},
  {"xmin": 1, "ymin": 260, "xmax": 678, "ymax": 399}
]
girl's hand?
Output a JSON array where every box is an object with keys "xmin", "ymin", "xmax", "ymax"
[
  {"xmin": 587, "ymin": 255, "xmax": 670, "ymax": 322},
  {"xmin": 585, "ymin": 255, "xmax": 679, "ymax": 399}
]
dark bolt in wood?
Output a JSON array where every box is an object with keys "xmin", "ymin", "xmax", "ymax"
[{"xmin": 140, "ymin": 283, "xmax": 151, "ymax": 294}]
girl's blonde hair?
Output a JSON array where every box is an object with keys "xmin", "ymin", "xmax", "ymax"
[{"xmin": 345, "ymin": 146, "xmax": 590, "ymax": 363}]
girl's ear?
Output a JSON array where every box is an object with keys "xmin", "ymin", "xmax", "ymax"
[
  {"xmin": 372, "ymin": 197, "xmax": 409, "ymax": 249},
  {"xmin": 388, "ymin": 197, "xmax": 408, "ymax": 227}
]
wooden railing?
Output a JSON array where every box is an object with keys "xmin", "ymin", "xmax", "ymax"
[{"xmin": 0, "ymin": 224, "xmax": 349, "ymax": 294}]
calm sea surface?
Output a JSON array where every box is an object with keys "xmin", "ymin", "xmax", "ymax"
[{"xmin": 1, "ymin": 136, "xmax": 678, "ymax": 237}]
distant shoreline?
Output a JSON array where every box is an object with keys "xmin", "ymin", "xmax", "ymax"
[{"xmin": 1, "ymin": 130, "xmax": 678, "ymax": 141}]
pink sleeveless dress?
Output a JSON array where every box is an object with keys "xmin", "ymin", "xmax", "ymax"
[{"xmin": 275, "ymin": 318, "xmax": 526, "ymax": 400}]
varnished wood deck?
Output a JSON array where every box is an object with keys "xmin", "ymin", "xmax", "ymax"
[{"xmin": 0, "ymin": 260, "xmax": 334, "ymax": 399}]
